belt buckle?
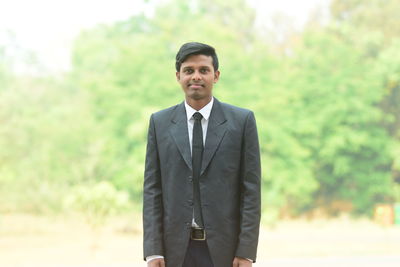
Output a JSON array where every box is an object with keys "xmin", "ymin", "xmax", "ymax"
[{"xmin": 191, "ymin": 227, "xmax": 206, "ymax": 241}]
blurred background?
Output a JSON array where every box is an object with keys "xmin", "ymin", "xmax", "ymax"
[{"xmin": 1, "ymin": 0, "xmax": 400, "ymax": 266}]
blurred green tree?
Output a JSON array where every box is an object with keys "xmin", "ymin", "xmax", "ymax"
[
  {"xmin": 331, "ymin": 0, "xmax": 400, "ymax": 204},
  {"xmin": 287, "ymin": 30, "xmax": 392, "ymax": 214},
  {"xmin": 0, "ymin": 0, "xmax": 397, "ymax": 218}
]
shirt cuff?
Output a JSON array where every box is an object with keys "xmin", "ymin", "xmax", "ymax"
[{"xmin": 146, "ymin": 255, "xmax": 164, "ymax": 262}]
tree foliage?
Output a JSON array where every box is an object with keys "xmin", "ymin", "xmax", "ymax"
[{"xmin": 1, "ymin": 0, "xmax": 399, "ymax": 218}]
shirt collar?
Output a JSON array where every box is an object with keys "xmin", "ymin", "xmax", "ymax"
[{"xmin": 184, "ymin": 97, "xmax": 214, "ymax": 121}]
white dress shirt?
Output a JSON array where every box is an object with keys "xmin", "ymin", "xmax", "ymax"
[
  {"xmin": 185, "ymin": 97, "xmax": 213, "ymax": 229},
  {"xmin": 185, "ymin": 96, "xmax": 213, "ymax": 155}
]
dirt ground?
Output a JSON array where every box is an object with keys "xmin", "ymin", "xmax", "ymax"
[{"xmin": 1, "ymin": 213, "xmax": 400, "ymax": 267}]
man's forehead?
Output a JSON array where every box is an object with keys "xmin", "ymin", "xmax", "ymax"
[{"xmin": 181, "ymin": 55, "xmax": 213, "ymax": 67}]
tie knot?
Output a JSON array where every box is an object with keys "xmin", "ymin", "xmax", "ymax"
[{"xmin": 193, "ymin": 112, "xmax": 203, "ymax": 121}]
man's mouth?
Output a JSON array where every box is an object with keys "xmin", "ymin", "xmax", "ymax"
[{"xmin": 189, "ymin": 84, "xmax": 203, "ymax": 89}]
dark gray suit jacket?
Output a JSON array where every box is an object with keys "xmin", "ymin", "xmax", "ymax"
[{"xmin": 143, "ymin": 98, "xmax": 261, "ymax": 267}]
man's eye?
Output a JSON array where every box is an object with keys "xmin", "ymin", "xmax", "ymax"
[
  {"xmin": 200, "ymin": 69, "xmax": 208, "ymax": 73},
  {"xmin": 185, "ymin": 69, "xmax": 193, "ymax": 74}
]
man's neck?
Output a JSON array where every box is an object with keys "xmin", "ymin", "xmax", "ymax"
[{"xmin": 185, "ymin": 96, "xmax": 212, "ymax": 111}]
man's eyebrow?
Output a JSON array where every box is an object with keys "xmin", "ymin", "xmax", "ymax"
[{"xmin": 182, "ymin": 65, "xmax": 211, "ymax": 70}]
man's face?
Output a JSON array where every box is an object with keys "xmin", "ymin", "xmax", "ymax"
[{"xmin": 176, "ymin": 54, "xmax": 220, "ymax": 101}]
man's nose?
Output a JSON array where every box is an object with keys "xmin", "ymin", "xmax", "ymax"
[{"xmin": 192, "ymin": 71, "xmax": 202, "ymax": 80}]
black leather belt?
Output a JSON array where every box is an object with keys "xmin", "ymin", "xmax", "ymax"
[{"xmin": 191, "ymin": 227, "xmax": 206, "ymax": 241}]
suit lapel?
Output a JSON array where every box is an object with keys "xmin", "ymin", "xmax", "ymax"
[
  {"xmin": 201, "ymin": 98, "xmax": 227, "ymax": 176},
  {"xmin": 169, "ymin": 102, "xmax": 192, "ymax": 170}
]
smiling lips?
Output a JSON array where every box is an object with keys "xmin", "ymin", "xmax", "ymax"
[{"xmin": 189, "ymin": 84, "xmax": 204, "ymax": 89}]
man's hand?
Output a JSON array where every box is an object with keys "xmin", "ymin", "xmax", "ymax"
[
  {"xmin": 233, "ymin": 256, "xmax": 252, "ymax": 267},
  {"xmin": 147, "ymin": 258, "xmax": 165, "ymax": 267}
]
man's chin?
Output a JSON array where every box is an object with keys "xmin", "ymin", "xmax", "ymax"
[{"xmin": 189, "ymin": 93, "xmax": 206, "ymax": 101}]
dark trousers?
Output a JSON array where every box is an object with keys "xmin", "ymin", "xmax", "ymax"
[{"xmin": 182, "ymin": 239, "xmax": 214, "ymax": 267}]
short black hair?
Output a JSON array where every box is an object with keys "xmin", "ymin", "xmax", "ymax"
[{"xmin": 175, "ymin": 42, "xmax": 219, "ymax": 72}]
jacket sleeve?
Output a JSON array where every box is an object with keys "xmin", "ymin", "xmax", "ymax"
[
  {"xmin": 143, "ymin": 114, "xmax": 164, "ymax": 260},
  {"xmin": 235, "ymin": 111, "xmax": 261, "ymax": 262}
]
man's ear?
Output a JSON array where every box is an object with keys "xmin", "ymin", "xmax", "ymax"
[
  {"xmin": 214, "ymin": 70, "xmax": 220, "ymax": 83},
  {"xmin": 176, "ymin": 72, "xmax": 180, "ymax": 81}
]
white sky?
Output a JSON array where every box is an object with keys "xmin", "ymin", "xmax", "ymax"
[{"xmin": 0, "ymin": 0, "xmax": 330, "ymax": 73}]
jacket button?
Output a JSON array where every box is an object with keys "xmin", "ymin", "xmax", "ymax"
[
  {"xmin": 188, "ymin": 176, "xmax": 193, "ymax": 182},
  {"xmin": 187, "ymin": 199, "xmax": 193, "ymax": 206}
]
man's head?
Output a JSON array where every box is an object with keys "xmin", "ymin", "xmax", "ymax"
[
  {"xmin": 175, "ymin": 42, "xmax": 219, "ymax": 72},
  {"xmin": 175, "ymin": 42, "xmax": 220, "ymax": 103}
]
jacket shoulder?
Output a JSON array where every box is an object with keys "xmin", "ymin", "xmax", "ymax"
[
  {"xmin": 151, "ymin": 103, "xmax": 181, "ymax": 121},
  {"xmin": 219, "ymin": 101, "xmax": 253, "ymax": 119}
]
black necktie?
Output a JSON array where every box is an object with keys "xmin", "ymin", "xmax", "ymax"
[{"xmin": 192, "ymin": 112, "xmax": 204, "ymax": 228}]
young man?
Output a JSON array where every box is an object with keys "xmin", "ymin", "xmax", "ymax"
[{"xmin": 143, "ymin": 42, "xmax": 261, "ymax": 267}]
